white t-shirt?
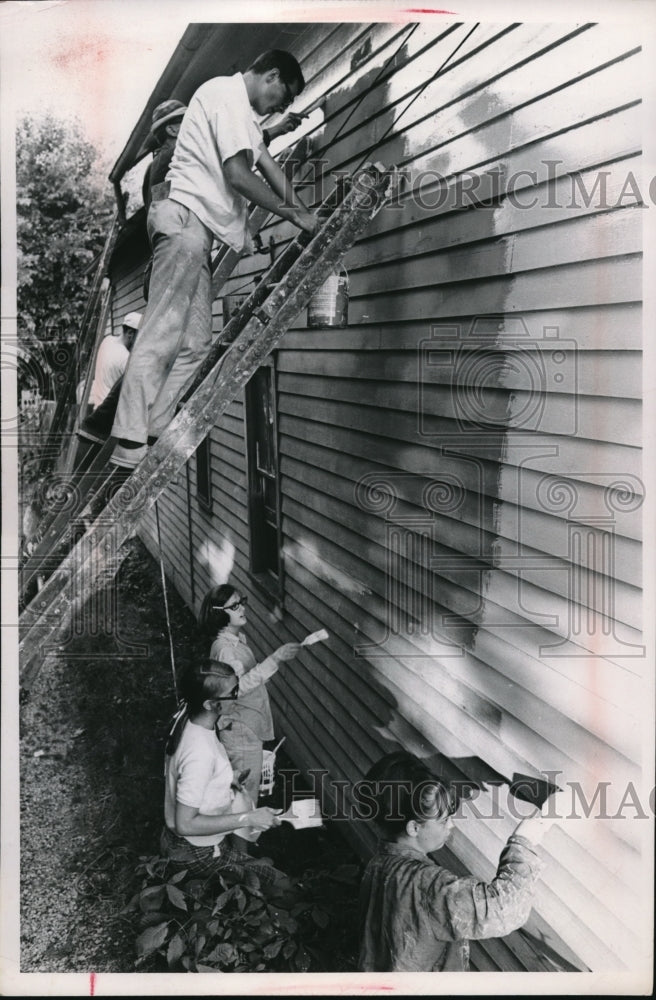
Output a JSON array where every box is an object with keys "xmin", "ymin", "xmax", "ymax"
[
  {"xmin": 89, "ymin": 336, "xmax": 129, "ymax": 406},
  {"xmin": 167, "ymin": 72, "xmax": 265, "ymax": 251},
  {"xmin": 164, "ymin": 721, "xmax": 234, "ymax": 847}
]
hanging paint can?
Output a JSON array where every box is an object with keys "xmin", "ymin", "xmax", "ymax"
[{"xmin": 307, "ymin": 268, "xmax": 349, "ymax": 329}]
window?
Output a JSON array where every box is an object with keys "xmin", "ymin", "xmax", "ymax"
[
  {"xmin": 245, "ymin": 359, "xmax": 281, "ymax": 591},
  {"xmin": 196, "ymin": 435, "xmax": 212, "ymax": 510}
]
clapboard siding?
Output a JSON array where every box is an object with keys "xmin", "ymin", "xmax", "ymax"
[
  {"xmin": 110, "ymin": 270, "xmax": 146, "ymax": 330},
  {"xmin": 280, "ymin": 450, "xmax": 641, "ymax": 589},
  {"xmin": 279, "ymin": 410, "xmax": 642, "ymax": 528},
  {"xmin": 280, "ymin": 474, "xmax": 642, "ymax": 730},
  {"xmin": 109, "ymin": 19, "xmax": 647, "ymax": 974},
  {"xmin": 274, "ymin": 22, "xmax": 644, "ymax": 973}
]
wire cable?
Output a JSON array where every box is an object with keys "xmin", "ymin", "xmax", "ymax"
[
  {"xmin": 354, "ymin": 21, "xmax": 480, "ymax": 172},
  {"xmin": 155, "ymin": 500, "xmax": 179, "ymax": 702},
  {"xmin": 300, "ymin": 22, "xmax": 421, "ymax": 180}
]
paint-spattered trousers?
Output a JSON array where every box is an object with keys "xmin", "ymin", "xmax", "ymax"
[{"xmin": 112, "ymin": 198, "xmax": 213, "ymax": 444}]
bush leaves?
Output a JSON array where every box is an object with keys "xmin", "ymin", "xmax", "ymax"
[
  {"xmin": 165, "ymin": 884, "xmax": 187, "ymax": 911},
  {"xmin": 129, "ymin": 849, "xmax": 359, "ymax": 973},
  {"xmin": 136, "ymin": 921, "xmax": 169, "ymax": 958}
]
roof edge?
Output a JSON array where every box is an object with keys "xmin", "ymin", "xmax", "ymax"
[{"xmin": 108, "ymin": 23, "xmax": 219, "ymax": 183}]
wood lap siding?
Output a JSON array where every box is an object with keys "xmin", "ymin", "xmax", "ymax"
[
  {"xmin": 268, "ymin": 21, "xmax": 643, "ymax": 972},
  {"xmin": 118, "ymin": 20, "xmax": 644, "ymax": 973}
]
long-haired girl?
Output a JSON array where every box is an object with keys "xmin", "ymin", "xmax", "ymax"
[{"xmin": 198, "ymin": 584, "xmax": 299, "ymax": 821}]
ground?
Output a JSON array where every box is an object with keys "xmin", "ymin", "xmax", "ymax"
[{"xmin": 19, "ymin": 538, "xmax": 360, "ymax": 974}]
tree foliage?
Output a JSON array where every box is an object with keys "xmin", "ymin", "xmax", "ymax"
[{"xmin": 16, "ymin": 113, "xmax": 114, "ymax": 342}]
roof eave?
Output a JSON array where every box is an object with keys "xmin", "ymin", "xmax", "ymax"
[{"xmin": 108, "ymin": 23, "xmax": 219, "ymax": 183}]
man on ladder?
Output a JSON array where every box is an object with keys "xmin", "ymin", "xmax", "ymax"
[{"xmin": 110, "ymin": 49, "xmax": 320, "ymax": 470}]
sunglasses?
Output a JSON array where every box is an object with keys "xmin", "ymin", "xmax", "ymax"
[
  {"xmin": 214, "ymin": 596, "xmax": 248, "ymax": 612},
  {"xmin": 215, "ymin": 683, "xmax": 240, "ymax": 701}
]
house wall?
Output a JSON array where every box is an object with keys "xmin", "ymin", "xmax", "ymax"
[{"xmin": 115, "ymin": 21, "xmax": 645, "ymax": 972}]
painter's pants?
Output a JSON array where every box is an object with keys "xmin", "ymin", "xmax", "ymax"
[{"xmin": 112, "ymin": 197, "xmax": 213, "ymax": 444}]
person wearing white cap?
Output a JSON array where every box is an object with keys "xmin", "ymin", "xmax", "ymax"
[
  {"xmin": 88, "ymin": 312, "xmax": 141, "ymax": 410},
  {"xmin": 72, "ymin": 312, "xmax": 142, "ymax": 472}
]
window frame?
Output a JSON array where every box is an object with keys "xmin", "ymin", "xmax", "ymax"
[
  {"xmin": 195, "ymin": 433, "xmax": 213, "ymax": 513},
  {"xmin": 244, "ymin": 355, "xmax": 283, "ymax": 601}
]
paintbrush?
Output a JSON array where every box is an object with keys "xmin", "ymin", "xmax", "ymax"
[
  {"xmin": 510, "ymin": 772, "xmax": 562, "ymax": 809},
  {"xmin": 301, "ymin": 628, "xmax": 329, "ymax": 646}
]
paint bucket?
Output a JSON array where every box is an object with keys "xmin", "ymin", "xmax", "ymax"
[
  {"xmin": 259, "ymin": 736, "xmax": 286, "ymax": 797},
  {"xmin": 307, "ymin": 268, "xmax": 349, "ymax": 328}
]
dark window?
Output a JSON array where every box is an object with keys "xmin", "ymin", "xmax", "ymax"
[
  {"xmin": 196, "ymin": 435, "xmax": 212, "ymax": 510},
  {"xmin": 245, "ymin": 359, "xmax": 281, "ymax": 590}
]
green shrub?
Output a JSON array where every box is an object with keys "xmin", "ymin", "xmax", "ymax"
[{"xmin": 125, "ymin": 854, "xmax": 360, "ymax": 972}]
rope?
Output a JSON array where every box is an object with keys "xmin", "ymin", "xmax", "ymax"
[
  {"xmin": 222, "ymin": 274, "xmax": 255, "ymax": 297},
  {"xmin": 155, "ymin": 500, "xmax": 179, "ymax": 703},
  {"xmin": 354, "ymin": 22, "xmax": 480, "ymax": 173}
]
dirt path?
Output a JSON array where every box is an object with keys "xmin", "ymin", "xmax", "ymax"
[{"xmin": 20, "ymin": 539, "xmax": 198, "ymax": 972}]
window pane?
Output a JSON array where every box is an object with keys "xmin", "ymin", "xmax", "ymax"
[
  {"xmin": 246, "ymin": 362, "xmax": 280, "ymax": 583},
  {"xmin": 196, "ymin": 435, "xmax": 212, "ymax": 508}
]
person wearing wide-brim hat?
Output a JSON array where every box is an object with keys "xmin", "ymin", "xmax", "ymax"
[
  {"xmin": 140, "ymin": 100, "xmax": 189, "ymax": 305},
  {"xmin": 142, "ymin": 99, "xmax": 188, "ymax": 210}
]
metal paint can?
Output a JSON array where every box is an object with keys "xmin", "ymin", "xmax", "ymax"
[{"xmin": 307, "ymin": 268, "xmax": 349, "ymax": 328}]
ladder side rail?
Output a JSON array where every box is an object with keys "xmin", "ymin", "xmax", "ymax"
[
  {"xmin": 60, "ymin": 283, "xmax": 114, "ymax": 474},
  {"xmin": 19, "ymin": 440, "xmax": 116, "ymax": 604},
  {"xmin": 177, "ymin": 165, "xmax": 348, "ymax": 407},
  {"xmin": 210, "ymin": 140, "xmax": 306, "ymax": 297},
  {"xmin": 39, "ymin": 214, "xmax": 121, "ymax": 469},
  {"xmin": 19, "ymin": 283, "xmax": 114, "ymax": 582}
]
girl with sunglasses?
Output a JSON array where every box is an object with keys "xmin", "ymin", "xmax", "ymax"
[
  {"xmin": 198, "ymin": 584, "xmax": 300, "ymax": 841},
  {"xmin": 162, "ymin": 658, "xmax": 287, "ymax": 888}
]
